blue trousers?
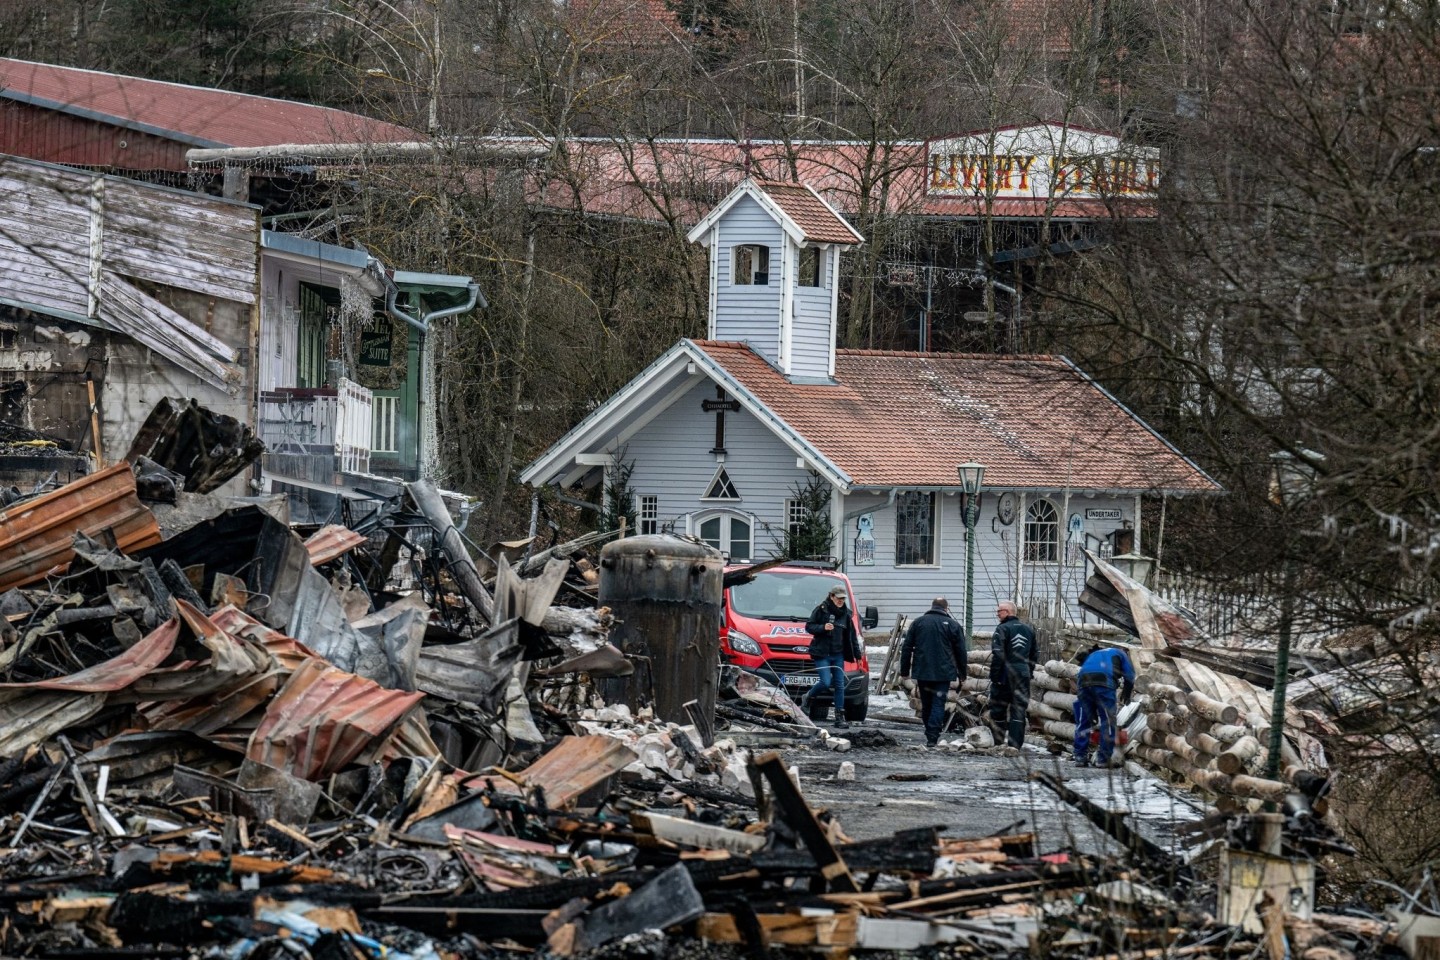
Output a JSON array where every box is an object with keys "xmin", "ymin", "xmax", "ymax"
[
  {"xmin": 918, "ymin": 680, "xmax": 950, "ymax": 745},
  {"xmin": 814, "ymin": 654, "xmax": 846, "ymax": 713},
  {"xmin": 1074, "ymin": 685, "xmax": 1118, "ymax": 762}
]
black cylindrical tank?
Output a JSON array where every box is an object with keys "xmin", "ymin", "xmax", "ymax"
[{"xmin": 597, "ymin": 534, "xmax": 723, "ymax": 728}]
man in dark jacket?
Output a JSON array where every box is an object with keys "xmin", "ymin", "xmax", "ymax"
[
  {"xmin": 899, "ymin": 598, "xmax": 967, "ymax": 747},
  {"xmin": 804, "ymin": 584, "xmax": 859, "ymax": 729},
  {"xmin": 989, "ymin": 601, "xmax": 1037, "ymax": 750},
  {"xmin": 1073, "ymin": 644, "xmax": 1136, "ymax": 767}
]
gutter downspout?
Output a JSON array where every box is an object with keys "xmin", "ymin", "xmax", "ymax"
[{"xmin": 383, "ymin": 279, "xmax": 484, "ymax": 480}]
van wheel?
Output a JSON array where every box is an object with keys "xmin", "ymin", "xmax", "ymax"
[
  {"xmin": 807, "ymin": 698, "xmax": 830, "ymax": 722},
  {"xmin": 844, "ymin": 697, "xmax": 869, "ymax": 722}
]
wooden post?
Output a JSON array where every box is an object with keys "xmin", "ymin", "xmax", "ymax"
[{"xmin": 86, "ymin": 374, "xmax": 104, "ymax": 469}]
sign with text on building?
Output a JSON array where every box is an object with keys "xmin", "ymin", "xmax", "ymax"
[
  {"xmin": 1086, "ymin": 507, "xmax": 1123, "ymax": 522},
  {"xmin": 926, "ymin": 124, "xmax": 1159, "ymax": 201}
]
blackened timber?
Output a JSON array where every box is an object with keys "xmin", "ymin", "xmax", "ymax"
[
  {"xmin": 749, "ymin": 751, "xmax": 859, "ymax": 893},
  {"xmin": 1078, "ymin": 575, "xmax": 1138, "ymax": 635},
  {"xmin": 570, "ymin": 862, "xmax": 705, "ymax": 952},
  {"xmin": 751, "ymin": 828, "xmax": 938, "ymax": 874},
  {"xmin": 159, "ymin": 559, "xmax": 209, "ymax": 615}
]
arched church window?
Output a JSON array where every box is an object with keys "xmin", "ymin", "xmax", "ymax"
[{"xmin": 1024, "ymin": 499, "xmax": 1059, "ymax": 563}]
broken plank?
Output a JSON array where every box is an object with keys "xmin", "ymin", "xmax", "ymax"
[
  {"xmin": 631, "ymin": 811, "xmax": 766, "ymax": 855},
  {"xmin": 749, "ymin": 751, "xmax": 859, "ymax": 893}
]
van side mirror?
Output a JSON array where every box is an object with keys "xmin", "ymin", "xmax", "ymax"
[{"xmin": 862, "ymin": 606, "xmax": 880, "ymax": 630}]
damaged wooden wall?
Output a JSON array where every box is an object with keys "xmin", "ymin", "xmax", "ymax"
[{"xmin": 0, "ymin": 156, "xmax": 258, "ymax": 492}]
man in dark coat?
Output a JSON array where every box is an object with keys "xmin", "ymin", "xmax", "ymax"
[
  {"xmin": 899, "ymin": 598, "xmax": 967, "ymax": 747},
  {"xmin": 804, "ymin": 584, "xmax": 859, "ymax": 729},
  {"xmin": 989, "ymin": 601, "xmax": 1037, "ymax": 750},
  {"xmin": 1073, "ymin": 644, "xmax": 1136, "ymax": 767}
]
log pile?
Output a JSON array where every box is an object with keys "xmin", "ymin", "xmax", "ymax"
[
  {"xmin": 899, "ymin": 649, "xmax": 1091, "ymax": 747},
  {"xmin": 1132, "ymin": 682, "xmax": 1310, "ymax": 807}
]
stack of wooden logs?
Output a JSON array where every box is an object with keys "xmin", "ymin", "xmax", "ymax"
[
  {"xmin": 900, "ymin": 648, "xmax": 1087, "ymax": 744},
  {"xmin": 1134, "ymin": 681, "xmax": 1302, "ymax": 806}
]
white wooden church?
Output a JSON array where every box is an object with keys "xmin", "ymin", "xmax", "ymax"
[{"xmin": 520, "ymin": 178, "xmax": 1218, "ymax": 625}]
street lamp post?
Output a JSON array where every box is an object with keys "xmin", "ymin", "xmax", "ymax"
[{"xmin": 957, "ymin": 462, "xmax": 986, "ymax": 638}]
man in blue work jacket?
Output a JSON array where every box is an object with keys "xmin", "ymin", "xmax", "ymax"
[{"xmin": 1073, "ymin": 644, "xmax": 1136, "ymax": 767}]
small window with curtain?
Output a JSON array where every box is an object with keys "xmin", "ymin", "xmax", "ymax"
[
  {"xmin": 1025, "ymin": 499, "xmax": 1059, "ymax": 562},
  {"xmin": 733, "ymin": 244, "xmax": 770, "ymax": 285},
  {"xmin": 797, "ymin": 246, "xmax": 821, "ymax": 287},
  {"xmin": 895, "ymin": 491, "xmax": 937, "ymax": 566}
]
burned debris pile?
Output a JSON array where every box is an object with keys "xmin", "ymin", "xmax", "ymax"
[{"xmin": 0, "ymin": 429, "xmax": 1434, "ymax": 958}]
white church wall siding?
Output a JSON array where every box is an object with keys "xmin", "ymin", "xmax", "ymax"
[
  {"xmin": 712, "ymin": 195, "xmax": 784, "ymax": 362},
  {"xmin": 789, "ymin": 249, "xmax": 834, "ymax": 380},
  {"xmin": 619, "ymin": 377, "xmax": 813, "ymax": 557},
  {"xmin": 839, "ymin": 489, "xmax": 1139, "ymax": 632}
]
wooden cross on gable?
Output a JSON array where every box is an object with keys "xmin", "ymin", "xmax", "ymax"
[{"xmin": 701, "ymin": 385, "xmax": 741, "ymax": 455}]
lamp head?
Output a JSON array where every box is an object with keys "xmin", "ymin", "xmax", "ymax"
[{"xmin": 957, "ymin": 461, "xmax": 985, "ymax": 496}]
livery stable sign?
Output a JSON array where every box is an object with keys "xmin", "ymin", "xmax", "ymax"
[{"xmin": 926, "ymin": 124, "xmax": 1159, "ymax": 202}]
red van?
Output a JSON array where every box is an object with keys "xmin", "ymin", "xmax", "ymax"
[{"xmin": 719, "ymin": 560, "xmax": 876, "ymax": 722}]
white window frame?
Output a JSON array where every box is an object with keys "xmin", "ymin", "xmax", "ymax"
[
  {"xmin": 694, "ymin": 510, "xmax": 755, "ymax": 561},
  {"xmin": 636, "ymin": 494, "xmax": 659, "ymax": 535},
  {"xmin": 797, "ymin": 245, "xmax": 822, "ymax": 287},
  {"xmin": 701, "ymin": 465, "xmax": 741, "ymax": 501},
  {"xmin": 784, "ymin": 497, "xmax": 805, "ymax": 543},
  {"xmin": 1025, "ymin": 498, "xmax": 1060, "ymax": 563},
  {"xmin": 732, "ymin": 244, "xmax": 770, "ymax": 285},
  {"xmin": 895, "ymin": 491, "xmax": 940, "ymax": 567}
]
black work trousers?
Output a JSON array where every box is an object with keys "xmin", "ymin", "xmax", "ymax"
[
  {"xmin": 917, "ymin": 680, "xmax": 951, "ymax": 745},
  {"xmin": 989, "ymin": 672, "xmax": 1031, "ymax": 749}
]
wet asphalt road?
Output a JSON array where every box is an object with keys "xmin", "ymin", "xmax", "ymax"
[{"xmin": 773, "ymin": 649, "xmax": 1206, "ymax": 859}]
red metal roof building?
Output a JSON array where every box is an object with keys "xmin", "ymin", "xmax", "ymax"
[{"xmin": 0, "ymin": 58, "xmax": 417, "ymax": 172}]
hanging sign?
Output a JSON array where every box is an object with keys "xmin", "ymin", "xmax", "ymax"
[
  {"xmin": 359, "ymin": 328, "xmax": 393, "ymax": 366},
  {"xmin": 1086, "ymin": 508, "xmax": 1123, "ymax": 522},
  {"xmin": 853, "ymin": 514, "xmax": 875, "ymax": 566}
]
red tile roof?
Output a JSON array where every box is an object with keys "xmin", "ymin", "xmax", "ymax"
[
  {"xmin": 755, "ymin": 180, "xmax": 864, "ymax": 244},
  {"xmin": 0, "ymin": 58, "xmax": 418, "ymax": 148},
  {"xmin": 692, "ymin": 340, "xmax": 1216, "ymax": 493}
]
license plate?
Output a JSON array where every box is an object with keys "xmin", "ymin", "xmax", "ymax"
[{"xmin": 783, "ymin": 675, "xmax": 818, "ymax": 688}]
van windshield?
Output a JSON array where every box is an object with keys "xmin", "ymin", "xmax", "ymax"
[{"xmin": 730, "ymin": 572, "xmax": 845, "ymax": 621}]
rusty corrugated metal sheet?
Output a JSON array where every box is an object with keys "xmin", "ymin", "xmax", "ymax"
[
  {"xmin": 246, "ymin": 657, "xmax": 424, "ymax": 781},
  {"xmin": 304, "ymin": 525, "xmax": 368, "ymax": 566},
  {"xmin": 0, "ymin": 617, "xmax": 178, "ymax": 691},
  {"xmin": 473, "ymin": 735, "xmax": 638, "ymax": 808},
  {"xmin": 209, "ymin": 604, "xmax": 321, "ymax": 671},
  {"xmin": 0, "ymin": 463, "xmax": 162, "ymax": 592}
]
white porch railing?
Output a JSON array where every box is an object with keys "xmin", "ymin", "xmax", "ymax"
[{"xmin": 259, "ymin": 378, "xmax": 373, "ymax": 476}]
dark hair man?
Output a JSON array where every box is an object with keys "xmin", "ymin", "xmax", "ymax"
[
  {"xmin": 1073, "ymin": 644, "xmax": 1136, "ymax": 767},
  {"xmin": 805, "ymin": 584, "xmax": 859, "ymax": 729},
  {"xmin": 899, "ymin": 597, "xmax": 968, "ymax": 747},
  {"xmin": 989, "ymin": 601, "xmax": 1037, "ymax": 751}
]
